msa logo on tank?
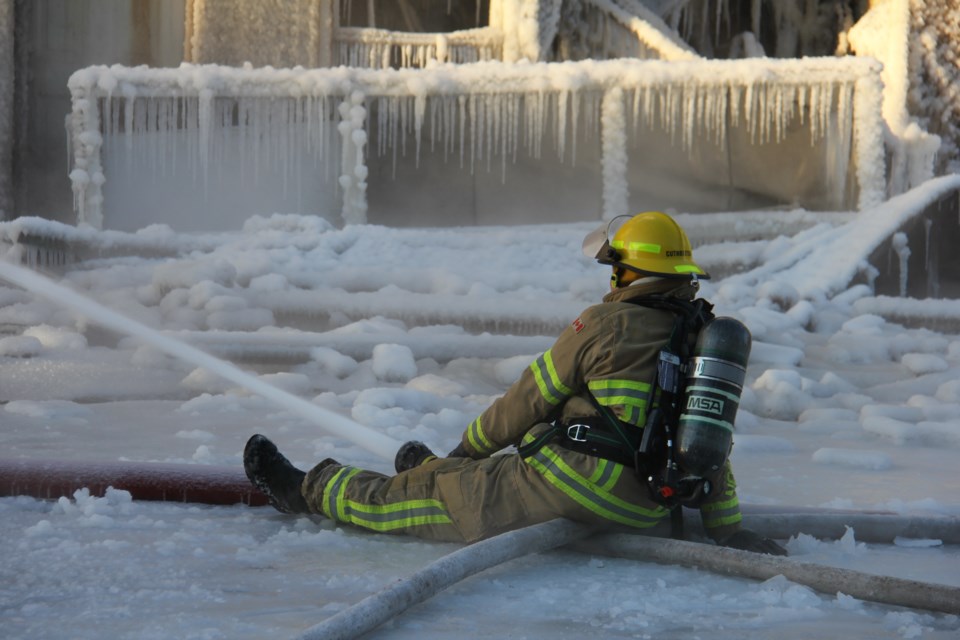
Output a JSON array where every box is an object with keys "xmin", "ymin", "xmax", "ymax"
[{"xmin": 686, "ymin": 394, "xmax": 724, "ymax": 415}]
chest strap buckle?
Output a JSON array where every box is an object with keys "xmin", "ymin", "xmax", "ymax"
[{"xmin": 566, "ymin": 423, "xmax": 591, "ymax": 442}]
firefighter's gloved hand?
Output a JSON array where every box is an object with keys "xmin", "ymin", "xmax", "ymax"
[
  {"xmin": 447, "ymin": 443, "xmax": 470, "ymax": 458},
  {"xmin": 720, "ymin": 529, "xmax": 788, "ymax": 556}
]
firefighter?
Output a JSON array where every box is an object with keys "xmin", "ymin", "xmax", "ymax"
[{"xmin": 244, "ymin": 211, "xmax": 787, "ymax": 555}]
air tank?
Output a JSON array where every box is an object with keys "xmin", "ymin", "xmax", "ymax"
[{"xmin": 675, "ymin": 317, "xmax": 751, "ymax": 477}]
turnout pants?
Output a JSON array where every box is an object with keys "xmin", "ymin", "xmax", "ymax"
[{"xmin": 301, "ymin": 423, "xmax": 678, "ymax": 543}]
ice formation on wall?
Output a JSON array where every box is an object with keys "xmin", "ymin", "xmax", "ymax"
[
  {"xmin": 185, "ymin": 0, "xmax": 329, "ymax": 67},
  {"xmin": 908, "ymin": 0, "xmax": 960, "ymax": 175},
  {"xmin": 67, "ymin": 56, "xmax": 886, "ymax": 228},
  {"xmin": 848, "ymin": 0, "xmax": 940, "ymax": 197}
]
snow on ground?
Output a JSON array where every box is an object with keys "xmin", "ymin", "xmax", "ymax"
[{"xmin": 1, "ymin": 183, "xmax": 960, "ymax": 638}]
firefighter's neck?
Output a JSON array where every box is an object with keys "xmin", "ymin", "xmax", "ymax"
[{"xmin": 611, "ymin": 268, "xmax": 662, "ymax": 290}]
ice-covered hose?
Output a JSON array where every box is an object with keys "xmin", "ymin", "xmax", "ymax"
[
  {"xmin": 292, "ymin": 519, "xmax": 597, "ymax": 640},
  {"xmin": 295, "ymin": 519, "xmax": 959, "ymax": 639},
  {"xmin": 737, "ymin": 508, "xmax": 960, "ymax": 545},
  {"xmin": 571, "ymin": 533, "xmax": 960, "ymax": 615}
]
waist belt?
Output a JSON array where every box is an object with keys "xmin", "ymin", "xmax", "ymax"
[{"xmin": 551, "ymin": 416, "xmax": 641, "ymax": 467}]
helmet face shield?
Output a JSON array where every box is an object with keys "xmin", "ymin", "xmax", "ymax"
[{"xmin": 581, "ymin": 215, "xmax": 632, "ymax": 264}]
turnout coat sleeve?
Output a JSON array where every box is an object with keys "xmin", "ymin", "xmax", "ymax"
[{"xmin": 457, "ymin": 306, "xmax": 607, "ymax": 458}]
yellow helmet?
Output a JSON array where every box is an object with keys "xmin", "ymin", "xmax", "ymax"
[{"xmin": 582, "ymin": 211, "xmax": 709, "ymax": 280}]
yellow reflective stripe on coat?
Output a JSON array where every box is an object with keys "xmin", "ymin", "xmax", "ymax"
[
  {"xmin": 467, "ymin": 416, "xmax": 497, "ymax": 455},
  {"xmin": 524, "ymin": 444, "xmax": 668, "ymax": 528},
  {"xmin": 587, "ymin": 378, "xmax": 652, "ymax": 426},
  {"xmin": 530, "ymin": 349, "xmax": 573, "ymax": 405}
]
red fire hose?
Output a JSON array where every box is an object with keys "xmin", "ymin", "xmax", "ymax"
[{"xmin": 0, "ymin": 457, "xmax": 268, "ymax": 506}]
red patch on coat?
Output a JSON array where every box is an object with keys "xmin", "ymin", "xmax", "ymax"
[{"xmin": 572, "ymin": 317, "xmax": 585, "ymax": 333}]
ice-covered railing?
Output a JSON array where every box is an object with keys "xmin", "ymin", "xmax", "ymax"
[
  {"xmin": 67, "ymin": 56, "xmax": 886, "ymax": 229},
  {"xmin": 579, "ymin": 0, "xmax": 700, "ymax": 61},
  {"xmin": 335, "ymin": 26, "xmax": 502, "ymax": 69}
]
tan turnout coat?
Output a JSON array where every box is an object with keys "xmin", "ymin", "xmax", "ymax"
[{"xmin": 302, "ymin": 279, "xmax": 744, "ymax": 543}]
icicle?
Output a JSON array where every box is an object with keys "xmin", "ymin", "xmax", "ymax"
[
  {"xmin": 924, "ymin": 218, "xmax": 939, "ymax": 298},
  {"xmin": 485, "ymin": 94, "xmax": 494, "ymax": 173},
  {"xmin": 892, "ymin": 232, "xmax": 910, "ymax": 297},
  {"xmin": 414, "ymin": 93, "xmax": 425, "ymax": 170},
  {"xmin": 510, "ymin": 93, "xmax": 519, "ymax": 167},
  {"xmin": 475, "ymin": 94, "xmax": 486, "ymax": 172},
  {"xmin": 468, "ymin": 94, "xmax": 478, "ymax": 174},
  {"xmin": 338, "ymin": 91, "xmax": 368, "ymax": 226},
  {"xmin": 570, "ymin": 90, "xmax": 580, "ymax": 166},
  {"xmin": 709, "ymin": 84, "xmax": 727, "ymax": 149},
  {"xmin": 159, "ymin": 97, "xmax": 169, "ymax": 177},
  {"xmin": 441, "ymin": 95, "xmax": 451, "ymax": 162},
  {"xmin": 458, "ymin": 94, "xmax": 466, "ymax": 170},
  {"xmin": 682, "ymin": 84, "xmax": 695, "ymax": 151},
  {"xmin": 389, "ymin": 95, "xmax": 399, "ymax": 179},
  {"xmin": 428, "ymin": 95, "xmax": 438, "ymax": 154},
  {"xmin": 742, "ymin": 82, "xmax": 755, "ymax": 144},
  {"xmin": 758, "ymin": 83, "xmax": 769, "ymax": 144},
  {"xmin": 557, "ymin": 90, "xmax": 568, "ymax": 162},
  {"xmin": 837, "ymin": 82, "xmax": 853, "ymax": 150}
]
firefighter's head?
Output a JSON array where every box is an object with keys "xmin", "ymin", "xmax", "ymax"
[{"xmin": 582, "ymin": 211, "xmax": 709, "ymax": 289}]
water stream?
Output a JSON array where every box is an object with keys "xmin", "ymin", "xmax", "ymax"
[{"xmin": 0, "ymin": 260, "xmax": 402, "ymax": 461}]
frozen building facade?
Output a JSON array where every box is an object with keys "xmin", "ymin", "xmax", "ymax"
[{"xmin": 1, "ymin": 0, "xmax": 958, "ymax": 231}]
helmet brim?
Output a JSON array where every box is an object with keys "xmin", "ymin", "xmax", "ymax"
[{"xmin": 617, "ymin": 261, "xmax": 711, "ymax": 280}]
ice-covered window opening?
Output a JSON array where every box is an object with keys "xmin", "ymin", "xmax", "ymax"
[
  {"xmin": 67, "ymin": 56, "xmax": 886, "ymax": 229},
  {"xmin": 577, "ymin": 0, "xmax": 699, "ymax": 61},
  {"xmin": 330, "ymin": 0, "xmax": 699, "ymax": 69}
]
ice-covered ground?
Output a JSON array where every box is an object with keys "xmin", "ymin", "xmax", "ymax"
[{"xmin": 2, "ymin": 178, "xmax": 960, "ymax": 639}]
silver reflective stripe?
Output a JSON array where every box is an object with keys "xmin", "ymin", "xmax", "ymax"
[{"xmin": 688, "ymin": 356, "xmax": 746, "ymax": 388}]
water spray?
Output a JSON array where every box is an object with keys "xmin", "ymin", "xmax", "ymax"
[{"xmin": 0, "ymin": 260, "xmax": 403, "ymax": 461}]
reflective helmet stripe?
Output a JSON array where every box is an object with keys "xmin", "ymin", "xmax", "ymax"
[{"xmin": 611, "ymin": 240, "xmax": 661, "ymax": 254}]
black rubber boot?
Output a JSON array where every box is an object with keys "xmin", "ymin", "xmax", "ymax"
[
  {"xmin": 394, "ymin": 440, "xmax": 438, "ymax": 473},
  {"xmin": 243, "ymin": 434, "xmax": 310, "ymax": 514}
]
